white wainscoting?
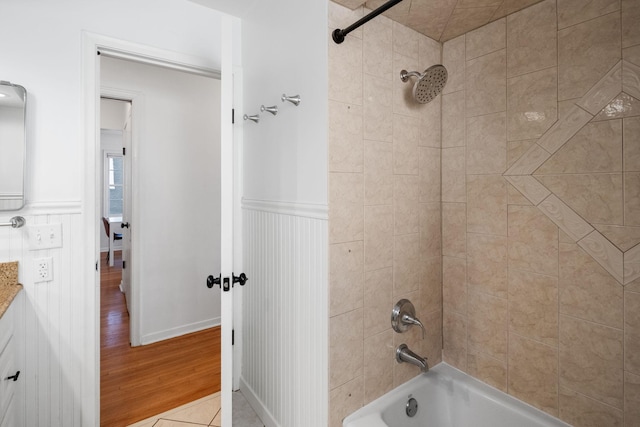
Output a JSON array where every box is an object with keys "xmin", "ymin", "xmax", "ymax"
[
  {"xmin": 241, "ymin": 199, "xmax": 328, "ymax": 427},
  {"xmin": 0, "ymin": 204, "xmax": 84, "ymax": 427}
]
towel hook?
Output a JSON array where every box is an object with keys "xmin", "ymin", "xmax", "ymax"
[
  {"xmin": 260, "ymin": 105, "xmax": 278, "ymax": 116},
  {"xmin": 281, "ymin": 94, "xmax": 301, "ymax": 106},
  {"xmin": 243, "ymin": 114, "xmax": 260, "ymax": 123}
]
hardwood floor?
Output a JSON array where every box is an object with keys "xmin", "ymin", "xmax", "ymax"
[{"xmin": 100, "ymin": 252, "xmax": 221, "ymax": 426}]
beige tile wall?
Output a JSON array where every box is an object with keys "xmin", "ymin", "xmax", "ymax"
[
  {"xmin": 441, "ymin": 1, "xmax": 640, "ymax": 426},
  {"xmin": 328, "ymin": 3, "xmax": 443, "ymax": 425}
]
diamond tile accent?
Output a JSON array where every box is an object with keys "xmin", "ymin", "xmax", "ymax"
[{"xmin": 505, "ymin": 59, "xmax": 640, "ymax": 285}]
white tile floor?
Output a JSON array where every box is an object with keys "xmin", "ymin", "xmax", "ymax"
[{"xmin": 127, "ymin": 391, "xmax": 263, "ymax": 427}]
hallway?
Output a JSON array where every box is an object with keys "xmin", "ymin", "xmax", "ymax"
[{"xmin": 100, "ymin": 252, "xmax": 221, "ymax": 426}]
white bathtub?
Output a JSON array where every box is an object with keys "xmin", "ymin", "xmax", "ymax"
[{"xmin": 343, "ymin": 363, "xmax": 571, "ymax": 427}]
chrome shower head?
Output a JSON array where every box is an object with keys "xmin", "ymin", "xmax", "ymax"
[{"xmin": 400, "ymin": 64, "xmax": 448, "ymax": 104}]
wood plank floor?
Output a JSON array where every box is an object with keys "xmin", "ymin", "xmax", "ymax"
[{"xmin": 100, "ymin": 252, "xmax": 221, "ymax": 426}]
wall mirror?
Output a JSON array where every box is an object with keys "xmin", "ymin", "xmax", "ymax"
[{"xmin": 0, "ymin": 81, "xmax": 26, "ymax": 210}]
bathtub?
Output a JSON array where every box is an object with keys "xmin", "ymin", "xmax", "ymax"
[{"xmin": 343, "ymin": 363, "xmax": 571, "ymax": 427}]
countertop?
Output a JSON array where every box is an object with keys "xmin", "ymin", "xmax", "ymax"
[
  {"xmin": 0, "ymin": 261, "xmax": 21, "ymax": 318},
  {"xmin": 0, "ymin": 283, "xmax": 22, "ymax": 319}
]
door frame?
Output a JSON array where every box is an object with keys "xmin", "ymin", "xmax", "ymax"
[{"xmin": 82, "ymin": 22, "xmax": 236, "ymax": 425}]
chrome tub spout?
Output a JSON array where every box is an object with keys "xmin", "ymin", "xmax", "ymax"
[{"xmin": 396, "ymin": 344, "xmax": 429, "ymax": 373}]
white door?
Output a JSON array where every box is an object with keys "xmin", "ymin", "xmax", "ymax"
[
  {"xmin": 121, "ymin": 113, "xmax": 133, "ymax": 334},
  {"xmin": 219, "ymin": 16, "xmax": 235, "ymax": 427}
]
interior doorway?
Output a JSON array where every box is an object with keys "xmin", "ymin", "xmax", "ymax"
[{"xmin": 97, "ymin": 55, "xmax": 223, "ymax": 425}]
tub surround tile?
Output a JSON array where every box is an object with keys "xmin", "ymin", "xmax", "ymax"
[
  {"xmin": 506, "ymin": 0, "xmax": 557, "ymax": 78},
  {"xmin": 535, "ymin": 173, "xmax": 623, "ymax": 226},
  {"xmin": 442, "ymin": 90, "xmax": 466, "ymax": 147},
  {"xmin": 443, "ymin": 35, "xmax": 466, "ymax": 95},
  {"xmin": 559, "ymin": 315, "xmax": 624, "ymax": 409},
  {"xmin": 625, "ymin": 289, "xmax": 640, "ymax": 375},
  {"xmin": 508, "ymin": 333, "xmax": 559, "ymax": 416},
  {"xmin": 329, "ymin": 34, "xmax": 364, "ymax": 106},
  {"xmin": 536, "ymin": 105, "xmax": 594, "ymax": 155},
  {"xmin": 467, "ymin": 291, "xmax": 508, "ymax": 361},
  {"xmin": 393, "ymin": 233, "xmax": 421, "ymax": 296},
  {"xmin": 467, "ymin": 233, "xmax": 508, "ymax": 298},
  {"xmin": 394, "ymin": 175, "xmax": 420, "ymax": 235},
  {"xmin": 393, "ymin": 20, "xmax": 421, "ymax": 60},
  {"xmin": 559, "ymin": 243, "xmax": 624, "ymax": 329},
  {"xmin": 419, "ymin": 147, "xmax": 441, "ymax": 203},
  {"xmin": 506, "ymin": 67, "xmax": 558, "ymax": 141},
  {"xmin": 625, "ymin": 45, "xmax": 640, "ymax": 68},
  {"xmin": 625, "ymin": 245, "xmax": 640, "ymax": 284},
  {"xmin": 508, "ymin": 181, "xmax": 535, "ymax": 206},
  {"xmin": 419, "ymin": 98, "xmax": 442, "ymax": 148},
  {"xmin": 504, "ymin": 143, "xmax": 551, "ymax": 176},
  {"xmin": 625, "ymin": 371, "xmax": 640, "ymax": 426},
  {"xmin": 492, "ymin": 0, "xmax": 546, "ymax": 20},
  {"xmin": 508, "ymin": 205, "xmax": 559, "ymax": 277},
  {"xmin": 442, "ymin": 147, "xmax": 466, "ymax": 202},
  {"xmin": 622, "ymin": 0, "xmax": 640, "ymax": 48},
  {"xmin": 329, "ymin": 101, "xmax": 364, "ymax": 173},
  {"xmin": 594, "ymin": 225, "xmax": 640, "ymax": 252},
  {"xmin": 443, "ymin": 310, "xmax": 468, "ymax": 371},
  {"xmin": 465, "ymin": 18, "xmax": 505, "ymax": 61},
  {"xmin": 623, "ymin": 60, "xmax": 640, "ymax": 101},
  {"xmin": 364, "ymin": 205, "xmax": 394, "ymax": 272},
  {"xmin": 465, "ymin": 49, "xmax": 506, "ymax": 117},
  {"xmin": 578, "ymin": 230, "xmax": 624, "ymax": 284},
  {"xmin": 559, "ymin": 386, "xmax": 623, "ymax": 427},
  {"xmin": 467, "ymin": 350, "xmax": 507, "ymax": 392},
  {"xmin": 330, "ymin": 309, "xmax": 364, "ymax": 390},
  {"xmin": 364, "ymin": 140, "xmax": 393, "ymax": 205},
  {"xmin": 509, "ymin": 269, "xmax": 559, "ymax": 347},
  {"xmin": 536, "ymin": 120, "xmax": 623, "ymax": 174},
  {"xmin": 466, "ymin": 174, "xmax": 508, "ymax": 236},
  {"xmin": 329, "ymin": 376, "xmax": 364, "ymax": 427},
  {"xmin": 592, "ymin": 92, "xmax": 640, "ymax": 122},
  {"xmin": 507, "ymin": 139, "xmax": 536, "ymax": 168},
  {"xmin": 364, "ymin": 330, "xmax": 394, "ymax": 402},
  {"xmin": 423, "ymin": 309, "xmax": 444, "ymax": 367},
  {"xmin": 419, "ymin": 203, "xmax": 442, "ymax": 260},
  {"xmin": 393, "ymin": 114, "xmax": 421, "ymax": 175},
  {"xmin": 625, "ymin": 116, "xmax": 640, "ymax": 171},
  {"xmin": 537, "ymin": 195, "xmax": 595, "ymax": 242},
  {"xmin": 363, "ymin": 18, "xmax": 393, "ymax": 81},
  {"xmin": 576, "ymin": 61, "xmax": 623, "ymax": 115},
  {"xmin": 557, "ymin": 0, "xmax": 621, "ymax": 29},
  {"xmin": 330, "ymin": 172, "xmax": 364, "ymax": 244},
  {"xmin": 442, "ymin": 203, "xmax": 467, "ymax": 258},
  {"xmin": 440, "ymin": 6, "xmax": 497, "ymax": 42},
  {"xmin": 363, "ymin": 267, "xmax": 393, "ymax": 338},
  {"xmin": 558, "ymin": 11, "xmax": 621, "ymax": 101},
  {"xmin": 504, "ymin": 175, "xmax": 550, "ymax": 206},
  {"xmin": 330, "ymin": 241, "xmax": 364, "ymax": 317},
  {"xmin": 443, "ymin": 255, "xmax": 467, "ymax": 315},
  {"xmin": 466, "ymin": 112, "xmax": 507, "ymax": 175},
  {"xmin": 363, "ymin": 75, "xmax": 393, "ymax": 142},
  {"xmin": 625, "ymin": 172, "xmax": 640, "ymax": 228}
]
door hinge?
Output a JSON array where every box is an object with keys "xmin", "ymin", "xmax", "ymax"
[
  {"xmin": 232, "ymin": 108, "xmax": 235, "ymax": 124},
  {"xmin": 123, "ymin": 260, "xmax": 126, "ymax": 269},
  {"xmin": 232, "ymin": 329, "xmax": 235, "ymax": 346},
  {"xmin": 95, "ymin": 262, "xmax": 98, "ymax": 271},
  {"xmin": 122, "ymin": 147, "xmax": 126, "ymax": 155}
]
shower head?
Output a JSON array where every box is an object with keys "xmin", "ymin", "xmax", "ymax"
[{"xmin": 400, "ymin": 64, "xmax": 448, "ymax": 104}]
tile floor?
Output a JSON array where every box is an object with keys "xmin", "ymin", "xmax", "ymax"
[{"xmin": 128, "ymin": 391, "xmax": 263, "ymax": 427}]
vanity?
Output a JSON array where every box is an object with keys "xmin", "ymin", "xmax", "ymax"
[{"xmin": 0, "ymin": 262, "xmax": 22, "ymax": 427}]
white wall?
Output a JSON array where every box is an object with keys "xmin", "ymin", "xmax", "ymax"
[
  {"xmin": 100, "ymin": 56, "xmax": 222, "ymax": 344},
  {"xmin": 0, "ymin": 1, "xmax": 226, "ymax": 425},
  {"xmin": 240, "ymin": 0, "xmax": 329, "ymax": 205}
]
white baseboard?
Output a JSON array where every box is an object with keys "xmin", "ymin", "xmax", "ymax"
[
  {"xmin": 140, "ymin": 317, "xmax": 220, "ymax": 345},
  {"xmin": 239, "ymin": 376, "xmax": 280, "ymax": 427}
]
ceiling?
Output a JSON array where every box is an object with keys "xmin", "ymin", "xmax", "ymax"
[{"xmin": 332, "ymin": 0, "xmax": 545, "ymax": 42}]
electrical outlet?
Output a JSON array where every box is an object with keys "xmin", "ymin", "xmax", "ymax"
[
  {"xmin": 28, "ymin": 223, "xmax": 63, "ymax": 250},
  {"xmin": 34, "ymin": 257, "xmax": 53, "ymax": 283}
]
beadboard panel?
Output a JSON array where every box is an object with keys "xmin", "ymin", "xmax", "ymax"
[
  {"xmin": 241, "ymin": 204, "xmax": 328, "ymax": 427},
  {"xmin": 0, "ymin": 209, "xmax": 84, "ymax": 427}
]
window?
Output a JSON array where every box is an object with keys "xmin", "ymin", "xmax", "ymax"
[{"xmin": 105, "ymin": 154, "xmax": 124, "ymax": 217}]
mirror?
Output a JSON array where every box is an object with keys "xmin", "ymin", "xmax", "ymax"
[{"xmin": 0, "ymin": 81, "xmax": 26, "ymax": 210}]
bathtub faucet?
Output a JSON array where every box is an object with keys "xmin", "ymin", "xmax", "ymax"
[{"xmin": 396, "ymin": 344, "xmax": 429, "ymax": 373}]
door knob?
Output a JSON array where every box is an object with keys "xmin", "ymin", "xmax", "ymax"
[
  {"xmin": 233, "ymin": 272, "xmax": 248, "ymax": 286},
  {"xmin": 121, "ymin": 222, "xmax": 130, "ymax": 228}
]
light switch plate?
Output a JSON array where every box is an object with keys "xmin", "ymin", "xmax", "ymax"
[{"xmin": 28, "ymin": 223, "xmax": 63, "ymax": 250}]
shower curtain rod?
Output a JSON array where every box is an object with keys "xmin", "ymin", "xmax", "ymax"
[{"xmin": 332, "ymin": 0, "xmax": 405, "ymax": 44}]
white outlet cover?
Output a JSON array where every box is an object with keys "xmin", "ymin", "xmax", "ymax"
[{"xmin": 34, "ymin": 257, "xmax": 53, "ymax": 283}]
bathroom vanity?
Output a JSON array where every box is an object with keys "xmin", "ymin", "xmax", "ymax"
[{"xmin": 0, "ymin": 262, "xmax": 22, "ymax": 427}]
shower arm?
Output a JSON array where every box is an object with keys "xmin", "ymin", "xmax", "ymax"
[
  {"xmin": 332, "ymin": 0, "xmax": 405, "ymax": 44},
  {"xmin": 400, "ymin": 70, "xmax": 423, "ymax": 82}
]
